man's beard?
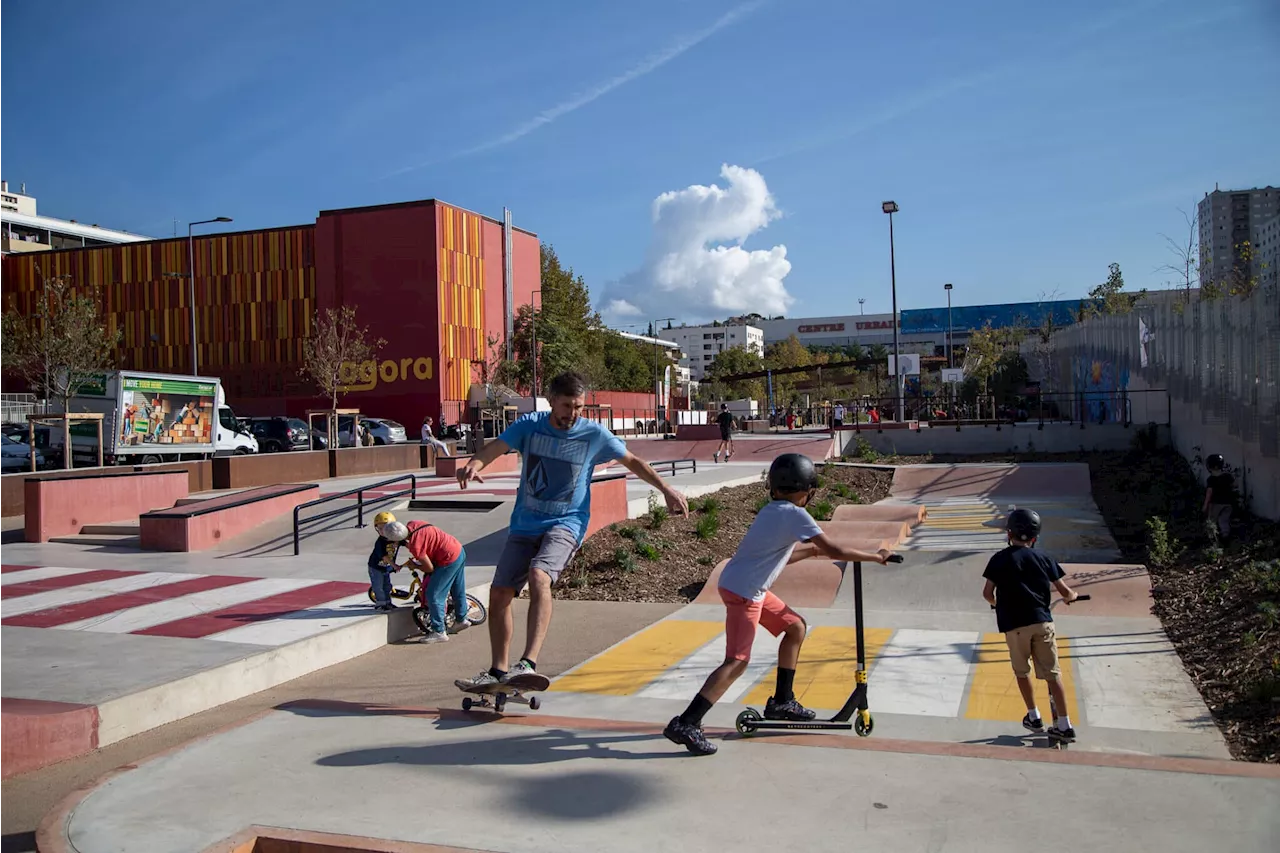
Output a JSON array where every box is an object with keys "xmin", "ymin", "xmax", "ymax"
[{"xmin": 552, "ymin": 412, "xmax": 576, "ymax": 429}]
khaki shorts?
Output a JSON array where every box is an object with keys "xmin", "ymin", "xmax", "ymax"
[{"xmin": 1005, "ymin": 622, "xmax": 1061, "ymax": 680}]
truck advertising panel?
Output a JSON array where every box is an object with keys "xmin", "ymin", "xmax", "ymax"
[{"xmin": 116, "ymin": 374, "xmax": 218, "ymax": 450}]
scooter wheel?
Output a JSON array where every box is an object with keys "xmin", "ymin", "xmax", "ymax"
[
  {"xmin": 366, "ymin": 587, "xmax": 377, "ymax": 604},
  {"xmin": 462, "ymin": 697, "xmax": 474, "ymax": 712},
  {"xmin": 854, "ymin": 712, "xmax": 874, "ymax": 737},
  {"xmin": 735, "ymin": 708, "xmax": 762, "ymax": 736},
  {"xmin": 529, "ymin": 696, "xmax": 541, "ymax": 711}
]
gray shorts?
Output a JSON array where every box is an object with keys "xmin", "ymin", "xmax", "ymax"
[{"xmin": 494, "ymin": 526, "xmax": 580, "ymax": 591}]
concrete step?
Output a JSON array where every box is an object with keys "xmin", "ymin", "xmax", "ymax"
[
  {"xmin": 80, "ymin": 523, "xmax": 141, "ymax": 535},
  {"xmin": 48, "ymin": 533, "xmax": 142, "ymax": 548}
]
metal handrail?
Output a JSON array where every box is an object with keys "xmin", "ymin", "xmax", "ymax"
[
  {"xmin": 292, "ymin": 473, "xmax": 418, "ymax": 555},
  {"xmin": 649, "ymin": 458, "xmax": 697, "ymax": 477}
]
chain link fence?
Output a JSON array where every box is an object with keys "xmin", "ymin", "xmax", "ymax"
[{"xmin": 1037, "ymin": 284, "xmax": 1280, "ymax": 517}]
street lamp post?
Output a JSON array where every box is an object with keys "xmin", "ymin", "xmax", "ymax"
[
  {"xmin": 184, "ymin": 217, "xmax": 232, "ymax": 375},
  {"xmin": 653, "ymin": 317, "xmax": 675, "ymax": 434},
  {"xmin": 944, "ymin": 283, "xmax": 954, "ymax": 368},
  {"xmin": 858, "ymin": 298, "xmax": 865, "ymax": 315},
  {"xmin": 882, "ymin": 201, "xmax": 903, "ymax": 422},
  {"xmin": 530, "ymin": 289, "xmax": 541, "ymax": 397}
]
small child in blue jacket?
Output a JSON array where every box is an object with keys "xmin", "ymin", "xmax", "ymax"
[{"xmin": 368, "ymin": 511, "xmax": 402, "ymax": 611}]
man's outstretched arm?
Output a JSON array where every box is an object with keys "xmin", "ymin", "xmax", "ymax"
[
  {"xmin": 458, "ymin": 438, "xmax": 512, "ymax": 488},
  {"xmin": 617, "ymin": 451, "xmax": 689, "ymax": 517}
]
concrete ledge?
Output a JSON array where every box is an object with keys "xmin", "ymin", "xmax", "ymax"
[
  {"xmin": 583, "ymin": 474, "xmax": 629, "ymax": 540},
  {"xmin": 434, "ymin": 452, "xmax": 520, "ymax": 479},
  {"xmin": 0, "ymin": 697, "xmax": 99, "ymax": 779},
  {"xmin": 24, "ymin": 470, "xmax": 189, "ymax": 543},
  {"xmin": 675, "ymin": 424, "xmax": 723, "ymax": 441},
  {"xmin": 329, "ymin": 443, "xmax": 424, "ymax": 478},
  {"xmin": 214, "ymin": 451, "xmax": 330, "ymax": 489},
  {"xmin": 140, "ymin": 484, "xmax": 319, "ymax": 551}
]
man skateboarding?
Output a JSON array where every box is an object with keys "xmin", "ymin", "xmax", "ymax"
[
  {"xmin": 454, "ymin": 371, "xmax": 690, "ymax": 692},
  {"xmin": 713, "ymin": 403, "xmax": 735, "ymax": 463}
]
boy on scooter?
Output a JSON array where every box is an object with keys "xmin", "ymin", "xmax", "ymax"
[
  {"xmin": 367, "ymin": 511, "xmax": 402, "ymax": 612},
  {"xmin": 664, "ymin": 453, "xmax": 895, "ymax": 756},
  {"xmin": 382, "ymin": 518, "xmax": 476, "ymax": 644},
  {"xmin": 981, "ymin": 508, "xmax": 1079, "ymax": 741}
]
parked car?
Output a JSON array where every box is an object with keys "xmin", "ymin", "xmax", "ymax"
[
  {"xmin": 243, "ymin": 417, "xmax": 312, "ymax": 453},
  {"xmin": 2, "ymin": 432, "xmax": 46, "ymax": 472},
  {"xmin": 336, "ymin": 416, "xmax": 407, "ymax": 447}
]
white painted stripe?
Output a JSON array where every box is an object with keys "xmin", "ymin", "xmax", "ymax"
[
  {"xmin": 0, "ymin": 565, "xmax": 97, "ymax": 586},
  {"xmin": 55, "ymin": 578, "xmax": 325, "ymax": 634},
  {"xmin": 1, "ymin": 572, "xmax": 198, "ymax": 618},
  {"xmin": 636, "ymin": 626, "xmax": 782, "ymax": 703},
  {"xmin": 203, "ymin": 593, "xmax": 373, "ymax": 645},
  {"xmin": 869, "ymin": 628, "xmax": 979, "ymax": 717},
  {"xmin": 1071, "ymin": 634, "xmax": 1217, "ymax": 732}
]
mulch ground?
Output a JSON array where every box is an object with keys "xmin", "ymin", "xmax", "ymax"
[{"xmin": 555, "ymin": 464, "xmax": 893, "ymax": 604}]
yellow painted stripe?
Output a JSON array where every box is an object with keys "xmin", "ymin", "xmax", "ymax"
[
  {"xmin": 964, "ymin": 632, "xmax": 1079, "ymax": 722},
  {"xmin": 549, "ymin": 620, "xmax": 724, "ymax": 695},
  {"xmin": 743, "ymin": 626, "xmax": 894, "ymax": 709}
]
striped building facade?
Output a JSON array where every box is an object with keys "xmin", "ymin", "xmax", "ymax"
[{"xmin": 2, "ymin": 200, "xmax": 539, "ymax": 428}]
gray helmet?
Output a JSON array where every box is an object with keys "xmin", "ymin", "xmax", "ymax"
[
  {"xmin": 768, "ymin": 453, "xmax": 818, "ymax": 493},
  {"xmin": 381, "ymin": 520, "xmax": 409, "ymax": 542},
  {"xmin": 1006, "ymin": 508, "xmax": 1042, "ymax": 540}
]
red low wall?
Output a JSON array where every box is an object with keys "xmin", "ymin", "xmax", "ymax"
[
  {"xmin": 140, "ymin": 484, "xmax": 319, "ymax": 552},
  {"xmin": 435, "ymin": 452, "xmax": 521, "ymax": 479},
  {"xmin": 584, "ymin": 473, "xmax": 629, "ymax": 540},
  {"xmin": 1, "ymin": 698, "xmax": 98, "ymax": 779},
  {"xmin": 24, "ymin": 471, "xmax": 189, "ymax": 543},
  {"xmin": 329, "ymin": 444, "xmax": 425, "ymax": 478},
  {"xmin": 676, "ymin": 424, "xmax": 725, "ymax": 441},
  {"xmin": 2, "ymin": 461, "xmax": 212, "ymax": 518},
  {"xmin": 213, "ymin": 452, "xmax": 331, "ymax": 490}
]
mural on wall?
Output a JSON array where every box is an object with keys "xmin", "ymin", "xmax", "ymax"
[{"xmin": 1072, "ymin": 357, "xmax": 1130, "ymax": 423}]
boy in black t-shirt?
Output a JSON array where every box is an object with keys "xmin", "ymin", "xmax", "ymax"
[
  {"xmin": 982, "ymin": 508, "xmax": 1080, "ymax": 741},
  {"xmin": 713, "ymin": 404, "xmax": 735, "ymax": 463},
  {"xmin": 1202, "ymin": 454, "xmax": 1236, "ymax": 541}
]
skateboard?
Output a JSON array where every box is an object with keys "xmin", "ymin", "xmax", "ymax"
[{"xmin": 458, "ymin": 672, "xmax": 551, "ymax": 713}]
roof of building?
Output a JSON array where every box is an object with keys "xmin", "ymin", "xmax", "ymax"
[{"xmin": 0, "ymin": 210, "xmax": 150, "ymax": 243}]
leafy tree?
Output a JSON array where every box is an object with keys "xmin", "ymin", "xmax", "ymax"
[
  {"xmin": 764, "ymin": 334, "xmax": 811, "ymax": 404},
  {"xmin": 601, "ymin": 333, "xmax": 654, "ymax": 392},
  {"xmin": 2, "ymin": 272, "xmax": 122, "ymax": 467},
  {"xmin": 1076, "ymin": 263, "xmax": 1145, "ymax": 320},
  {"xmin": 300, "ymin": 305, "xmax": 386, "ymax": 443},
  {"xmin": 962, "ymin": 321, "xmax": 1028, "ymax": 416},
  {"xmin": 704, "ymin": 345, "xmax": 765, "ymax": 401}
]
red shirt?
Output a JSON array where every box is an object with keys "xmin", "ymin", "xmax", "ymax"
[{"xmin": 403, "ymin": 520, "xmax": 462, "ymax": 567}]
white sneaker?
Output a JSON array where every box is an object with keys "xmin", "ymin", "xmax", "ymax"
[
  {"xmin": 455, "ymin": 669, "xmax": 499, "ymax": 690},
  {"xmin": 421, "ymin": 630, "xmax": 449, "ymax": 644},
  {"xmin": 449, "ymin": 617, "xmax": 473, "ymax": 634},
  {"xmin": 503, "ymin": 659, "xmax": 537, "ymax": 682}
]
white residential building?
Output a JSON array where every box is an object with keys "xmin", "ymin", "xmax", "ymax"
[
  {"xmin": 657, "ymin": 323, "xmax": 765, "ymax": 381},
  {"xmin": 1, "ymin": 180, "xmax": 149, "ymax": 254}
]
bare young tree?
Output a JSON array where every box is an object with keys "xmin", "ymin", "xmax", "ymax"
[
  {"xmin": 299, "ymin": 305, "xmax": 385, "ymax": 445},
  {"xmin": 1, "ymin": 272, "xmax": 121, "ymax": 466},
  {"xmin": 1158, "ymin": 208, "xmax": 1200, "ymax": 313}
]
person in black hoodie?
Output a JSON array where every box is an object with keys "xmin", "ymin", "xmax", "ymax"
[{"xmin": 368, "ymin": 511, "xmax": 402, "ymax": 611}]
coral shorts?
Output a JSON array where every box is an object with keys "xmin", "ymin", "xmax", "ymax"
[{"xmin": 719, "ymin": 587, "xmax": 803, "ymax": 662}]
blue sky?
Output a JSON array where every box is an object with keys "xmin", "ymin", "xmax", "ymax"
[{"xmin": 4, "ymin": 0, "xmax": 1278, "ymax": 323}]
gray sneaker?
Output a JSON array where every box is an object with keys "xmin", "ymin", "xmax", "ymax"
[
  {"xmin": 448, "ymin": 616, "xmax": 474, "ymax": 634},
  {"xmin": 503, "ymin": 660, "xmax": 536, "ymax": 682},
  {"xmin": 454, "ymin": 670, "xmax": 499, "ymax": 690},
  {"xmin": 421, "ymin": 630, "xmax": 449, "ymax": 644}
]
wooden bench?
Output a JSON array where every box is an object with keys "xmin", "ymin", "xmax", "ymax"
[{"xmin": 140, "ymin": 483, "xmax": 319, "ymax": 552}]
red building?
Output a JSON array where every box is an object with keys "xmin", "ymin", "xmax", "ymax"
[{"xmin": 2, "ymin": 199, "xmax": 540, "ymax": 429}]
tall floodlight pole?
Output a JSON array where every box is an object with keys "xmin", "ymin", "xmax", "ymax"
[{"xmin": 882, "ymin": 201, "xmax": 903, "ymax": 421}]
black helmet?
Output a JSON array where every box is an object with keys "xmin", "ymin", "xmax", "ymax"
[
  {"xmin": 1206, "ymin": 453, "xmax": 1225, "ymax": 471},
  {"xmin": 1007, "ymin": 508, "xmax": 1042, "ymax": 540},
  {"xmin": 768, "ymin": 453, "xmax": 818, "ymax": 493}
]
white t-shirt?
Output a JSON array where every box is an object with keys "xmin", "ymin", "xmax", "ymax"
[
  {"xmin": 717, "ymin": 500, "xmax": 824, "ymax": 601},
  {"xmin": 421, "ymin": 423, "xmax": 434, "ymax": 441}
]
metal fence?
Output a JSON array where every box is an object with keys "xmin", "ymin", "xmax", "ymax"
[{"xmin": 1, "ymin": 393, "xmax": 40, "ymax": 424}]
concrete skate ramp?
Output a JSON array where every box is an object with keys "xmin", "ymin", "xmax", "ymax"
[
  {"xmin": 819, "ymin": 519, "xmax": 912, "ymax": 545},
  {"xmin": 694, "ymin": 558, "xmax": 844, "ymax": 608},
  {"xmin": 891, "ymin": 463, "xmax": 1092, "ymax": 499},
  {"xmin": 832, "ymin": 504, "xmax": 927, "ymax": 525}
]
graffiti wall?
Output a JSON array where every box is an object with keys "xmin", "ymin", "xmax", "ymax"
[{"xmin": 1070, "ymin": 357, "xmax": 1130, "ymax": 424}]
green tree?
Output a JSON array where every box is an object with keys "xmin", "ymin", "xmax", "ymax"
[
  {"xmin": 3, "ymin": 273, "xmax": 123, "ymax": 468},
  {"xmin": 300, "ymin": 305, "xmax": 386, "ymax": 443},
  {"xmin": 962, "ymin": 321, "xmax": 1028, "ymax": 416},
  {"xmin": 764, "ymin": 334, "xmax": 811, "ymax": 404},
  {"xmin": 601, "ymin": 333, "xmax": 654, "ymax": 392},
  {"xmin": 704, "ymin": 345, "xmax": 765, "ymax": 401},
  {"xmin": 1077, "ymin": 263, "xmax": 1145, "ymax": 320}
]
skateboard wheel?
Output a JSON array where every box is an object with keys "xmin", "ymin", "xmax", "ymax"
[
  {"xmin": 735, "ymin": 708, "xmax": 762, "ymax": 736},
  {"xmin": 854, "ymin": 712, "xmax": 873, "ymax": 737},
  {"xmin": 529, "ymin": 696, "xmax": 541, "ymax": 711},
  {"xmin": 462, "ymin": 697, "xmax": 473, "ymax": 712},
  {"xmin": 494, "ymin": 693, "xmax": 507, "ymax": 713}
]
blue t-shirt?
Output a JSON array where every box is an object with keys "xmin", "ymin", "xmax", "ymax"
[
  {"xmin": 499, "ymin": 413, "xmax": 627, "ymax": 542},
  {"xmin": 718, "ymin": 500, "xmax": 824, "ymax": 601}
]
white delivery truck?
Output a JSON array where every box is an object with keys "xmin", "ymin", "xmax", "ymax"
[{"xmin": 49, "ymin": 370, "xmax": 258, "ymax": 466}]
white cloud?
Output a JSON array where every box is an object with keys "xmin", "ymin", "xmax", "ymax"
[{"xmin": 599, "ymin": 164, "xmax": 793, "ymax": 325}]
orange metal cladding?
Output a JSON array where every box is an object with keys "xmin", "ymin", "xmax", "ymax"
[
  {"xmin": 1, "ymin": 229, "xmax": 315, "ymax": 385},
  {"xmin": 438, "ymin": 206, "xmax": 486, "ymax": 401}
]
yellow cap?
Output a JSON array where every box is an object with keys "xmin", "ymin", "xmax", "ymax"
[{"xmin": 373, "ymin": 511, "xmax": 396, "ymax": 526}]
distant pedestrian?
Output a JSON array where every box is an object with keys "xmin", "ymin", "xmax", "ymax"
[
  {"xmin": 713, "ymin": 404, "xmax": 735, "ymax": 463},
  {"xmin": 422, "ymin": 416, "xmax": 452, "ymax": 457}
]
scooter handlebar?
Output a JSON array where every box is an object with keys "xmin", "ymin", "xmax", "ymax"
[{"xmin": 886, "ymin": 555, "xmax": 904, "ymax": 563}]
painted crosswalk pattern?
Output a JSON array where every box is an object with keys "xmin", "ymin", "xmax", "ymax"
[
  {"xmin": 548, "ymin": 616, "xmax": 1203, "ymax": 732},
  {"xmin": 889, "ymin": 497, "xmax": 1119, "ymax": 553},
  {"xmin": 0, "ymin": 564, "xmax": 372, "ymax": 646}
]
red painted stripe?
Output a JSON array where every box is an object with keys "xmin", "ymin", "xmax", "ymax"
[
  {"xmin": 1, "ymin": 564, "xmax": 41, "ymax": 574},
  {"xmin": 132, "ymin": 580, "xmax": 369, "ymax": 639},
  {"xmin": 1, "ymin": 569, "xmax": 144, "ymax": 599},
  {"xmin": 2, "ymin": 575, "xmax": 256, "ymax": 628}
]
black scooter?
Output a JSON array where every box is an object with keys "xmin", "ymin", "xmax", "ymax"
[{"xmin": 735, "ymin": 554, "xmax": 904, "ymax": 739}]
